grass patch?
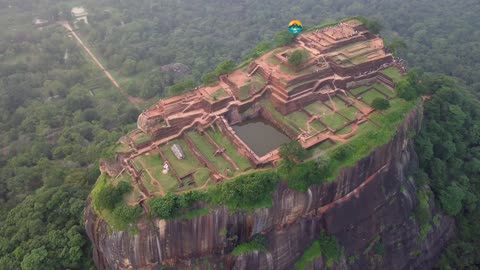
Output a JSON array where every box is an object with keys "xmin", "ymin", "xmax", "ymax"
[
  {"xmin": 294, "ymin": 232, "xmax": 344, "ymax": 269},
  {"xmin": 238, "ymin": 76, "xmax": 264, "ymax": 100},
  {"xmin": 161, "ymin": 139, "xmax": 202, "ymax": 177},
  {"xmin": 131, "ymin": 131, "xmax": 152, "ymax": 145},
  {"xmin": 381, "ymin": 67, "xmax": 404, "ymax": 83},
  {"xmin": 209, "ymin": 88, "xmax": 229, "ymax": 101},
  {"xmin": 310, "ymin": 120, "xmax": 325, "ymax": 132},
  {"xmin": 267, "ymin": 55, "xmax": 281, "ymax": 65},
  {"xmin": 332, "ymin": 97, "xmax": 360, "ymax": 120},
  {"xmin": 187, "ymin": 132, "xmax": 233, "ymax": 175},
  {"xmin": 285, "ymin": 111, "xmax": 311, "ymax": 131},
  {"xmin": 305, "ymin": 102, "xmax": 332, "ymax": 116},
  {"xmin": 232, "ymin": 235, "xmax": 267, "ymax": 256},
  {"xmin": 207, "ymin": 129, "xmax": 251, "ymax": 171},
  {"xmin": 192, "ymin": 167, "xmax": 211, "ymax": 188},
  {"xmin": 350, "ymin": 85, "xmax": 369, "ymax": 96},
  {"xmin": 372, "ymin": 83, "xmax": 396, "ymax": 98},
  {"xmin": 321, "ymin": 112, "xmax": 348, "ymax": 130},
  {"xmin": 91, "ymin": 174, "xmax": 143, "ymax": 232},
  {"xmin": 360, "ymin": 89, "xmax": 387, "ymax": 105},
  {"xmin": 336, "ymin": 125, "xmax": 353, "ymax": 135},
  {"xmin": 308, "ymin": 140, "xmax": 335, "ymax": 157},
  {"xmin": 134, "ymin": 154, "xmax": 178, "ymax": 193}
]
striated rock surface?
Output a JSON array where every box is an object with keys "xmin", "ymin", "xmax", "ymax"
[{"xmin": 84, "ymin": 105, "xmax": 455, "ymax": 270}]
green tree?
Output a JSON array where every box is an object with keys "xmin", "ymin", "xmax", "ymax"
[
  {"xmin": 275, "ymin": 30, "xmax": 295, "ymax": 47},
  {"xmin": 214, "ymin": 60, "xmax": 236, "ymax": 75},
  {"xmin": 288, "ymin": 50, "xmax": 309, "ymax": 68},
  {"xmin": 280, "ymin": 141, "xmax": 308, "ymax": 165},
  {"xmin": 386, "ymin": 38, "xmax": 407, "ymax": 56},
  {"xmin": 440, "ymin": 183, "xmax": 466, "ymax": 216},
  {"xmin": 371, "ymin": 98, "xmax": 390, "ymax": 110},
  {"xmin": 21, "ymin": 247, "xmax": 48, "ymax": 270},
  {"xmin": 121, "ymin": 59, "xmax": 137, "ymax": 76}
]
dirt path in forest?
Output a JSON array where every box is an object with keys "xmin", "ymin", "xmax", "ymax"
[{"xmin": 58, "ymin": 21, "xmax": 143, "ymax": 108}]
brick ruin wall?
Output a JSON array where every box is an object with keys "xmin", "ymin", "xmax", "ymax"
[
  {"xmin": 270, "ymin": 87, "xmax": 333, "ymax": 115},
  {"xmin": 209, "ymin": 96, "xmax": 235, "ymax": 112},
  {"xmin": 221, "ymin": 76, "xmax": 240, "ymax": 95},
  {"xmin": 286, "ymin": 68, "xmax": 334, "ymax": 87},
  {"xmin": 182, "ymin": 99, "xmax": 210, "ymax": 114},
  {"xmin": 320, "ymin": 34, "xmax": 367, "ymax": 53},
  {"xmin": 327, "ymin": 55, "xmax": 394, "ymax": 77}
]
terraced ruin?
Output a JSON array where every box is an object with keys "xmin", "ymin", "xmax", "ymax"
[{"xmin": 101, "ymin": 19, "xmax": 406, "ymax": 205}]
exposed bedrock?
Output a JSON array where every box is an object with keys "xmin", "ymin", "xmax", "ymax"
[{"xmin": 85, "ymin": 104, "xmax": 455, "ymax": 270}]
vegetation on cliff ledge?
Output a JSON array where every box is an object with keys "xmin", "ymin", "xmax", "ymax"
[
  {"xmin": 294, "ymin": 232, "xmax": 344, "ymax": 269},
  {"xmin": 147, "ymin": 171, "xmax": 280, "ymax": 219},
  {"xmin": 231, "ymin": 235, "xmax": 268, "ymax": 256},
  {"xmin": 92, "ymin": 175, "xmax": 144, "ymax": 231}
]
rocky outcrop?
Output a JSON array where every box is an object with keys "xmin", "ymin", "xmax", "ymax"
[{"xmin": 84, "ymin": 104, "xmax": 455, "ymax": 270}]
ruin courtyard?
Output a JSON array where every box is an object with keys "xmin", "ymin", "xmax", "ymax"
[{"xmin": 100, "ymin": 19, "xmax": 406, "ymax": 205}]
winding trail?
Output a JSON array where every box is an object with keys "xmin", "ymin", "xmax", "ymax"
[{"xmin": 58, "ymin": 21, "xmax": 142, "ymax": 108}]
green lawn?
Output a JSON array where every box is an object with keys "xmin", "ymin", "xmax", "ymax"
[
  {"xmin": 308, "ymin": 140, "xmax": 335, "ymax": 157},
  {"xmin": 336, "ymin": 125, "xmax": 353, "ymax": 135},
  {"xmin": 356, "ymin": 120, "xmax": 376, "ymax": 134},
  {"xmin": 360, "ymin": 89, "xmax": 387, "ymax": 105},
  {"xmin": 310, "ymin": 120, "xmax": 325, "ymax": 132},
  {"xmin": 350, "ymin": 85, "xmax": 369, "ymax": 96},
  {"xmin": 305, "ymin": 102, "xmax": 348, "ymax": 130},
  {"xmin": 132, "ymin": 132, "xmax": 152, "ymax": 145},
  {"xmin": 285, "ymin": 111, "xmax": 311, "ymax": 131},
  {"xmin": 321, "ymin": 112, "xmax": 348, "ymax": 130},
  {"xmin": 305, "ymin": 102, "xmax": 333, "ymax": 116},
  {"xmin": 134, "ymin": 154, "xmax": 179, "ymax": 193},
  {"xmin": 267, "ymin": 55, "xmax": 281, "ymax": 65},
  {"xmin": 192, "ymin": 168, "xmax": 211, "ymax": 187},
  {"xmin": 381, "ymin": 67, "xmax": 404, "ymax": 83},
  {"xmin": 187, "ymin": 132, "xmax": 234, "ymax": 175},
  {"xmin": 207, "ymin": 129, "xmax": 251, "ymax": 171},
  {"xmin": 161, "ymin": 138, "xmax": 202, "ymax": 177},
  {"xmin": 332, "ymin": 97, "xmax": 360, "ymax": 120},
  {"xmin": 372, "ymin": 83, "xmax": 396, "ymax": 98}
]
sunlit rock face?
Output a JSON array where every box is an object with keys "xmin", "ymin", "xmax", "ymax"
[{"xmin": 85, "ymin": 105, "xmax": 455, "ymax": 270}]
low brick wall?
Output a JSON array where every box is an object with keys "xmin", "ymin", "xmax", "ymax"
[{"xmin": 328, "ymin": 55, "xmax": 394, "ymax": 77}]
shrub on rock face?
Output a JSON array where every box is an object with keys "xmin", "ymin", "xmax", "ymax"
[{"xmin": 372, "ymin": 98, "xmax": 390, "ymax": 110}]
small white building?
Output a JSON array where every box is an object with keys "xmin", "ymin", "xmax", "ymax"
[{"xmin": 71, "ymin": 6, "xmax": 88, "ymax": 25}]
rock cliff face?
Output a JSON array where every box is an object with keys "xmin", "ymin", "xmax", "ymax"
[{"xmin": 84, "ymin": 105, "xmax": 455, "ymax": 270}]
